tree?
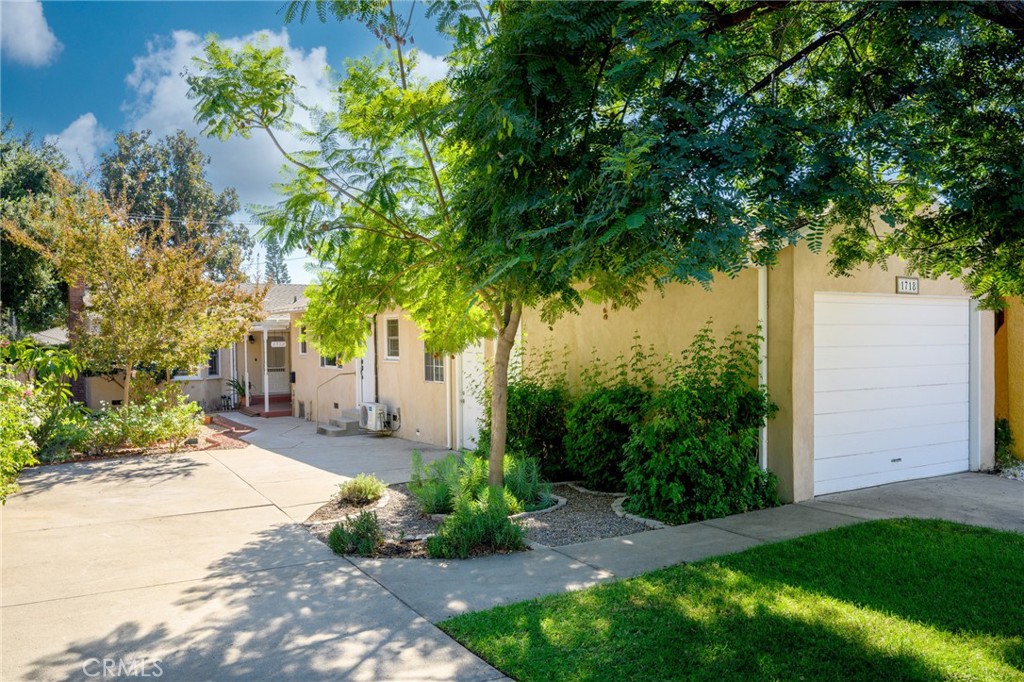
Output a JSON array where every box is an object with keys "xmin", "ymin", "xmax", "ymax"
[
  {"xmin": 188, "ymin": 1, "xmax": 536, "ymax": 487},
  {"xmin": 3, "ymin": 173, "xmax": 267, "ymax": 405},
  {"xmin": 99, "ymin": 129, "xmax": 255, "ymax": 281},
  {"xmin": 0, "ymin": 124, "xmax": 69, "ymax": 334},
  {"xmin": 448, "ymin": 1, "xmax": 1024, "ymax": 309},
  {"xmin": 264, "ymin": 233, "xmax": 291, "ymax": 283}
]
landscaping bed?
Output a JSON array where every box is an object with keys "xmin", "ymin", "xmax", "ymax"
[
  {"xmin": 304, "ymin": 483, "xmax": 651, "ymax": 558},
  {"xmin": 440, "ymin": 519, "xmax": 1024, "ymax": 682}
]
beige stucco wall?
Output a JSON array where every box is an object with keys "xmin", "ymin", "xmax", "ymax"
[
  {"xmin": 768, "ymin": 236, "xmax": 995, "ymax": 502},
  {"xmin": 289, "ymin": 312, "xmax": 359, "ymax": 423},
  {"xmin": 373, "ymin": 309, "xmax": 453, "ymax": 448},
  {"xmin": 995, "ymin": 297, "xmax": 1024, "ymax": 460},
  {"xmin": 83, "ymin": 349, "xmax": 232, "ymax": 411},
  {"xmin": 519, "ymin": 271, "xmax": 761, "ymax": 390}
]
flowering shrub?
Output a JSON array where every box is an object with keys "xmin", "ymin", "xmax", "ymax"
[{"xmin": 86, "ymin": 390, "xmax": 202, "ymax": 455}]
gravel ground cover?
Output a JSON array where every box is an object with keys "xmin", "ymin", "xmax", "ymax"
[{"xmin": 303, "ymin": 482, "xmax": 651, "ymax": 558}]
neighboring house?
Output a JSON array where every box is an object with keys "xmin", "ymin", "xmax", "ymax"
[{"xmin": 995, "ymin": 297, "xmax": 1024, "ymax": 460}]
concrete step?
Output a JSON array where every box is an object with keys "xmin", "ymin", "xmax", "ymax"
[
  {"xmin": 340, "ymin": 407, "xmax": 362, "ymax": 421},
  {"xmin": 317, "ymin": 419, "xmax": 362, "ymax": 437}
]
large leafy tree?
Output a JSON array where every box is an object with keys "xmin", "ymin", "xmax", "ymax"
[
  {"xmin": 4, "ymin": 174, "xmax": 266, "ymax": 405},
  {"xmin": 188, "ymin": 1, "xmax": 540, "ymax": 487},
  {"xmin": 0, "ymin": 124, "xmax": 68, "ymax": 334},
  {"xmin": 99, "ymin": 129, "xmax": 255, "ymax": 281},
  {"xmin": 449, "ymin": 1, "xmax": 1024, "ymax": 307}
]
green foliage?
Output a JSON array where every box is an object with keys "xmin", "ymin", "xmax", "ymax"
[
  {"xmin": 449, "ymin": 2, "xmax": 1024, "ymax": 316},
  {"xmin": 0, "ymin": 123, "xmax": 68, "ymax": 335},
  {"xmin": 0, "ymin": 375, "xmax": 39, "ymax": 502},
  {"xmin": 85, "ymin": 390, "xmax": 202, "ymax": 455},
  {"xmin": 426, "ymin": 488, "xmax": 528, "ymax": 560},
  {"xmin": 623, "ymin": 325, "xmax": 779, "ymax": 524},
  {"xmin": 99, "ymin": 129, "xmax": 253, "ymax": 281},
  {"xmin": 409, "ymin": 450, "xmax": 550, "ymax": 515},
  {"xmin": 337, "ymin": 473, "xmax": 387, "ymax": 505},
  {"xmin": 327, "ymin": 511, "xmax": 383, "ymax": 557},
  {"xmin": 477, "ymin": 379, "xmax": 573, "ymax": 480},
  {"xmin": 995, "ymin": 418, "xmax": 1018, "ymax": 469},
  {"xmin": 565, "ymin": 384, "xmax": 652, "ymax": 492}
]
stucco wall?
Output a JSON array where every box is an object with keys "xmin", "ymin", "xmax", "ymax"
[
  {"xmin": 289, "ymin": 313, "xmax": 359, "ymax": 423},
  {"xmin": 519, "ymin": 271, "xmax": 761, "ymax": 390},
  {"xmin": 768, "ymin": 236, "xmax": 994, "ymax": 502},
  {"xmin": 995, "ymin": 297, "xmax": 1024, "ymax": 460},
  {"xmin": 373, "ymin": 309, "xmax": 453, "ymax": 448}
]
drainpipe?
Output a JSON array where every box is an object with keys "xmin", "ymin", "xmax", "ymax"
[
  {"xmin": 372, "ymin": 314, "xmax": 379, "ymax": 403},
  {"xmin": 243, "ymin": 335, "xmax": 250, "ymax": 408},
  {"xmin": 263, "ymin": 329, "xmax": 270, "ymax": 414},
  {"xmin": 758, "ymin": 266, "xmax": 769, "ymax": 470},
  {"xmin": 454, "ymin": 352, "xmax": 463, "ymax": 451},
  {"xmin": 230, "ymin": 343, "xmax": 237, "ymax": 408},
  {"xmin": 445, "ymin": 354, "xmax": 453, "ymax": 450}
]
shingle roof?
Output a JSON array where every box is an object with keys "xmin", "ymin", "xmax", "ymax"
[
  {"xmin": 240, "ymin": 283, "xmax": 309, "ymax": 314},
  {"xmin": 28, "ymin": 326, "xmax": 70, "ymax": 346}
]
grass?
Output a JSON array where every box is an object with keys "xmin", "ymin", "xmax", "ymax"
[{"xmin": 440, "ymin": 519, "xmax": 1024, "ymax": 681}]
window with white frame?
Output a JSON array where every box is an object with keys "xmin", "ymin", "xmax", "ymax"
[
  {"xmin": 207, "ymin": 349, "xmax": 220, "ymax": 377},
  {"xmin": 320, "ymin": 353, "xmax": 338, "ymax": 368},
  {"xmin": 385, "ymin": 317, "xmax": 400, "ymax": 360},
  {"xmin": 299, "ymin": 326, "xmax": 308, "ymax": 355},
  {"xmin": 424, "ymin": 351, "xmax": 444, "ymax": 383}
]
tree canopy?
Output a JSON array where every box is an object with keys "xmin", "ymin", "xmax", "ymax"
[
  {"xmin": 4, "ymin": 174, "xmax": 266, "ymax": 404},
  {"xmin": 0, "ymin": 125, "xmax": 68, "ymax": 334},
  {"xmin": 99, "ymin": 129, "xmax": 254, "ymax": 281},
  {"xmin": 449, "ymin": 1, "xmax": 1024, "ymax": 306}
]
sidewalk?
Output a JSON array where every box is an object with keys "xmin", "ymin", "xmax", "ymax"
[{"xmin": 350, "ymin": 472, "xmax": 1023, "ymax": 623}]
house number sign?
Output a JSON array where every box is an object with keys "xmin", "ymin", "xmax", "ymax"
[
  {"xmin": 896, "ymin": 276, "xmax": 919, "ymax": 295},
  {"xmin": 270, "ymin": 341, "xmax": 287, "ymax": 348}
]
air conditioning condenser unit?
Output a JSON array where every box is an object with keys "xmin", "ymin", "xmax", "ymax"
[{"xmin": 359, "ymin": 402, "xmax": 389, "ymax": 432}]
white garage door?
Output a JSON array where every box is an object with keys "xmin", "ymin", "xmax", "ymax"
[{"xmin": 814, "ymin": 293, "xmax": 970, "ymax": 495}]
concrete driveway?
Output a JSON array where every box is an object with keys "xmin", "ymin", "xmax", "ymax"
[{"xmin": 1, "ymin": 415, "xmax": 504, "ymax": 682}]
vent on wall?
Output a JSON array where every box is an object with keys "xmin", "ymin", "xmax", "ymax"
[{"xmin": 298, "ymin": 402, "xmax": 305, "ymax": 419}]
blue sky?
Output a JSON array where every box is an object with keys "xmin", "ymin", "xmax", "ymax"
[{"xmin": 1, "ymin": 1, "xmax": 452, "ymax": 282}]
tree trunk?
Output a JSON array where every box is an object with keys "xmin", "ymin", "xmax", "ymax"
[
  {"xmin": 122, "ymin": 363, "xmax": 132, "ymax": 406},
  {"xmin": 488, "ymin": 303, "xmax": 522, "ymax": 488}
]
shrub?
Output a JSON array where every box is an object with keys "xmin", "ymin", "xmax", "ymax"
[
  {"xmin": 995, "ymin": 418, "xmax": 1018, "ymax": 469},
  {"xmin": 338, "ymin": 473, "xmax": 387, "ymax": 505},
  {"xmin": 0, "ymin": 376, "xmax": 39, "ymax": 502},
  {"xmin": 623, "ymin": 324, "xmax": 779, "ymax": 524},
  {"xmin": 408, "ymin": 450, "xmax": 551, "ymax": 515},
  {"xmin": 477, "ymin": 379, "xmax": 573, "ymax": 479},
  {"xmin": 565, "ymin": 384, "xmax": 652, "ymax": 491},
  {"xmin": 328, "ymin": 511, "xmax": 383, "ymax": 556},
  {"xmin": 84, "ymin": 390, "xmax": 202, "ymax": 455},
  {"xmin": 426, "ymin": 489, "xmax": 528, "ymax": 559}
]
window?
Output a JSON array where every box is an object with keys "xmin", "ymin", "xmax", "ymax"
[
  {"xmin": 424, "ymin": 351, "xmax": 445, "ymax": 383},
  {"xmin": 207, "ymin": 350, "xmax": 220, "ymax": 377},
  {"xmin": 172, "ymin": 367, "xmax": 200, "ymax": 381},
  {"xmin": 385, "ymin": 318, "xmax": 400, "ymax": 359},
  {"xmin": 299, "ymin": 326, "xmax": 308, "ymax": 355},
  {"xmin": 320, "ymin": 354, "xmax": 338, "ymax": 368}
]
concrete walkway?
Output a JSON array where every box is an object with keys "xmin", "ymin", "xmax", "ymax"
[{"xmin": 3, "ymin": 414, "xmax": 1021, "ymax": 680}]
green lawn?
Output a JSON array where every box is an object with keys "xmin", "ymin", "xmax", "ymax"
[{"xmin": 440, "ymin": 519, "xmax": 1024, "ymax": 682}]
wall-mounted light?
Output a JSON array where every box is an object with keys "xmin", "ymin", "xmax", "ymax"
[{"xmin": 248, "ymin": 334, "xmax": 255, "ymax": 344}]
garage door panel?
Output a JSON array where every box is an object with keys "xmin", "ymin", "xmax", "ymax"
[
  {"xmin": 813, "ymin": 293, "xmax": 970, "ymax": 495},
  {"xmin": 815, "ymin": 365, "xmax": 968, "ymax": 393},
  {"xmin": 815, "ymin": 421, "xmax": 969, "ymax": 460},
  {"xmin": 814, "ymin": 300, "xmax": 967, "ymax": 327},
  {"xmin": 815, "ymin": 383, "xmax": 967, "ymax": 414},
  {"xmin": 814, "ymin": 344, "xmax": 968, "ymax": 371},
  {"xmin": 815, "ymin": 457, "xmax": 970, "ymax": 496},
  {"xmin": 815, "ymin": 324, "xmax": 969, "ymax": 349},
  {"xmin": 816, "ymin": 402, "xmax": 967, "ymax": 437}
]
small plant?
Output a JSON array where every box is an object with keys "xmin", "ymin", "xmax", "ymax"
[
  {"xmin": 426, "ymin": 489, "xmax": 527, "ymax": 559},
  {"xmin": 995, "ymin": 418, "xmax": 1018, "ymax": 469},
  {"xmin": 337, "ymin": 473, "xmax": 387, "ymax": 505},
  {"xmin": 408, "ymin": 450, "xmax": 551, "ymax": 515},
  {"xmin": 327, "ymin": 511, "xmax": 383, "ymax": 556},
  {"xmin": 409, "ymin": 451, "xmax": 462, "ymax": 513}
]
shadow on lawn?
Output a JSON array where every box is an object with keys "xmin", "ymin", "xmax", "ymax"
[{"xmin": 24, "ymin": 524, "xmax": 497, "ymax": 682}]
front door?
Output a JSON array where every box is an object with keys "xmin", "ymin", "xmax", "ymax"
[
  {"xmin": 459, "ymin": 342, "xmax": 486, "ymax": 449},
  {"xmin": 267, "ymin": 333, "xmax": 289, "ymax": 394}
]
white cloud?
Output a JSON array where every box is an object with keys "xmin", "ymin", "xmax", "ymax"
[
  {"xmin": 1, "ymin": 0, "xmax": 62, "ymax": 66},
  {"xmin": 411, "ymin": 51, "xmax": 448, "ymax": 83},
  {"xmin": 44, "ymin": 113, "xmax": 112, "ymax": 173}
]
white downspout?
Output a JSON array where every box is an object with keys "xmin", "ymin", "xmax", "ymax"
[
  {"xmin": 243, "ymin": 335, "xmax": 250, "ymax": 408},
  {"xmin": 263, "ymin": 328, "xmax": 270, "ymax": 414},
  {"xmin": 758, "ymin": 266, "xmax": 769, "ymax": 470},
  {"xmin": 454, "ymin": 352, "xmax": 463, "ymax": 451},
  {"xmin": 444, "ymin": 354, "xmax": 453, "ymax": 450},
  {"xmin": 230, "ymin": 343, "xmax": 237, "ymax": 408}
]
